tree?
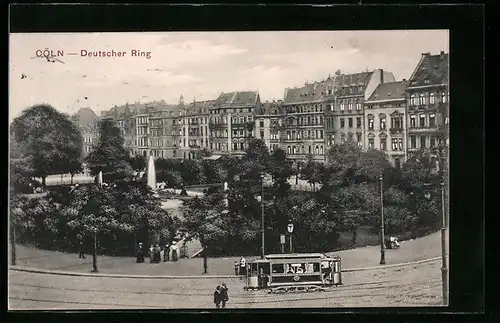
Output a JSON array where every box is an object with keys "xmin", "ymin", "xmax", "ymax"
[
  {"xmin": 128, "ymin": 155, "xmax": 146, "ymax": 172},
  {"xmin": 301, "ymin": 154, "xmax": 325, "ymax": 191},
  {"xmin": 85, "ymin": 120, "xmax": 133, "ymax": 183},
  {"xmin": 269, "ymin": 148, "xmax": 293, "ymax": 197},
  {"xmin": 10, "ymin": 136, "xmax": 35, "ymax": 193},
  {"xmin": 10, "ymin": 104, "xmax": 83, "ymax": 186},
  {"xmin": 324, "ymin": 141, "xmax": 392, "ymax": 187}
]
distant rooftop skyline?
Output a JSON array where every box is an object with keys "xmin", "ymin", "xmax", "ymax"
[{"xmin": 9, "ymin": 30, "xmax": 448, "ymax": 123}]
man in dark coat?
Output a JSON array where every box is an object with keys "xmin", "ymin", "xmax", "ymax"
[
  {"xmin": 220, "ymin": 282, "xmax": 229, "ymax": 308},
  {"xmin": 77, "ymin": 234, "xmax": 86, "ymax": 259},
  {"xmin": 136, "ymin": 243, "xmax": 144, "ymax": 263},
  {"xmin": 213, "ymin": 285, "xmax": 222, "ymax": 308}
]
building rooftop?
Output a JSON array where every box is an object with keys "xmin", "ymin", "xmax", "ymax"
[
  {"xmin": 284, "ymin": 78, "xmax": 334, "ymax": 104},
  {"xmin": 334, "ymin": 71, "xmax": 374, "ymax": 87},
  {"xmin": 408, "ymin": 51, "xmax": 448, "ymax": 87},
  {"xmin": 214, "ymin": 91, "xmax": 260, "ymax": 106},
  {"xmin": 366, "ymin": 80, "xmax": 409, "ymax": 103},
  {"xmin": 256, "ymin": 101, "xmax": 282, "ymax": 115}
]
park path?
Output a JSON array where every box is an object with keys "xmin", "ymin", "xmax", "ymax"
[{"xmin": 11, "ymin": 230, "xmax": 447, "ymax": 276}]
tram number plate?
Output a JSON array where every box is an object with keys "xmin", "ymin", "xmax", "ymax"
[{"xmin": 293, "ymin": 275, "xmax": 300, "ymax": 282}]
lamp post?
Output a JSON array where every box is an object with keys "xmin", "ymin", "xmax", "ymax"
[
  {"xmin": 260, "ymin": 173, "xmax": 265, "ymax": 259},
  {"xmin": 424, "ymin": 182, "xmax": 448, "ymax": 306},
  {"xmin": 287, "ymin": 221, "xmax": 294, "ymax": 253},
  {"xmin": 379, "ymin": 175, "xmax": 386, "ymax": 265}
]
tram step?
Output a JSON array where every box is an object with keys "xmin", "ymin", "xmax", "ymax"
[{"xmin": 268, "ymin": 285, "xmax": 328, "ymax": 294}]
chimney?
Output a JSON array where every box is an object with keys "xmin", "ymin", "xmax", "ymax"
[{"xmin": 380, "ymin": 69, "xmax": 384, "ymax": 84}]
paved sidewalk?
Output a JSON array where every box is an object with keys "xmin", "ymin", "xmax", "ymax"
[{"xmin": 11, "ymin": 230, "xmax": 448, "ymax": 276}]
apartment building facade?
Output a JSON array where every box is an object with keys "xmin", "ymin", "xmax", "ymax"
[
  {"xmin": 209, "ymin": 91, "xmax": 261, "ymax": 156},
  {"xmin": 364, "ymin": 80, "xmax": 409, "ymax": 169},
  {"xmin": 406, "ymin": 52, "xmax": 449, "ymax": 156},
  {"xmin": 281, "ymin": 79, "xmax": 335, "ymax": 166},
  {"xmin": 325, "ymin": 69, "xmax": 396, "ymax": 155},
  {"xmin": 254, "ymin": 100, "xmax": 283, "ymax": 153},
  {"xmin": 174, "ymin": 99, "xmax": 212, "ymax": 160}
]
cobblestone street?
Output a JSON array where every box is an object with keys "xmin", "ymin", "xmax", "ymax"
[{"xmin": 9, "ymin": 260, "xmax": 443, "ymax": 309}]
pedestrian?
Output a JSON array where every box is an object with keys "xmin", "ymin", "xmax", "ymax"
[
  {"xmin": 149, "ymin": 245, "xmax": 154, "ymax": 263},
  {"xmin": 163, "ymin": 243, "xmax": 170, "ymax": 262},
  {"xmin": 153, "ymin": 244, "xmax": 161, "ymax": 263},
  {"xmin": 213, "ymin": 285, "xmax": 222, "ymax": 308},
  {"xmin": 220, "ymin": 282, "xmax": 229, "ymax": 308},
  {"xmin": 171, "ymin": 242, "xmax": 179, "ymax": 262},
  {"xmin": 136, "ymin": 242, "xmax": 144, "ymax": 263},
  {"xmin": 77, "ymin": 233, "xmax": 86, "ymax": 259},
  {"xmin": 239, "ymin": 256, "xmax": 246, "ymax": 276}
]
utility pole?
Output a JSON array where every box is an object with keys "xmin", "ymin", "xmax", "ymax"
[
  {"xmin": 260, "ymin": 174, "xmax": 265, "ymax": 259},
  {"xmin": 379, "ymin": 176, "xmax": 386, "ymax": 265},
  {"xmin": 441, "ymin": 182, "xmax": 448, "ymax": 306},
  {"xmin": 91, "ymin": 230, "xmax": 98, "ymax": 273}
]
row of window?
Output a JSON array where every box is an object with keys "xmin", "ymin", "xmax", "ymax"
[
  {"xmin": 339, "ymin": 102, "xmax": 363, "ymax": 112},
  {"xmin": 284, "ymin": 115, "xmax": 324, "ymax": 127},
  {"xmin": 409, "ymin": 113, "xmax": 437, "ymax": 128},
  {"xmin": 259, "ymin": 131, "xmax": 280, "ymax": 140},
  {"xmin": 367, "ymin": 115, "xmax": 405, "ymax": 131},
  {"xmin": 285, "ymin": 104, "xmax": 324, "ymax": 114},
  {"xmin": 209, "ymin": 142, "xmax": 247, "ymax": 151},
  {"xmin": 328, "ymin": 133, "xmax": 363, "ymax": 145},
  {"xmin": 409, "ymin": 91, "xmax": 447, "ymax": 106},
  {"xmin": 210, "ymin": 107, "xmax": 254, "ymax": 115},
  {"xmin": 285, "ymin": 129, "xmax": 324, "ymax": 140},
  {"xmin": 409, "ymin": 135, "xmax": 441, "ymax": 149},
  {"xmin": 368, "ymin": 137, "xmax": 404, "ymax": 151},
  {"xmin": 340, "ymin": 117, "xmax": 363, "ymax": 129},
  {"xmin": 287, "ymin": 145, "xmax": 324, "ymax": 155}
]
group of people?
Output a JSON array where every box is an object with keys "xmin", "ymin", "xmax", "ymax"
[
  {"xmin": 136, "ymin": 242, "xmax": 180, "ymax": 263},
  {"xmin": 213, "ymin": 282, "xmax": 229, "ymax": 308},
  {"xmin": 234, "ymin": 256, "xmax": 247, "ymax": 276}
]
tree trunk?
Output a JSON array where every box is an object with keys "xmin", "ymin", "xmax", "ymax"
[
  {"xmin": 42, "ymin": 176, "xmax": 46, "ymax": 187},
  {"xmin": 352, "ymin": 228, "xmax": 357, "ymax": 247},
  {"xmin": 92, "ymin": 232, "xmax": 98, "ymax": 272},
  {"xmin": 203, "ymin": 253, "xmax": 208, "ymax": 274},
  {"xmin": 70, "ymin": 174, "xmax": 74, "ymax": 185}
]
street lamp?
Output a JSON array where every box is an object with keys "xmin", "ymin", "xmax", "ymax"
[
  {"xmin": 260, "ymin": 173, "xmax": 265, "ymax": 259},
  {"xmin": 287, "ymin": 220, "xmax": 294, "ymax": 253},
  {"xmin": 424, "ymin": 182, "xmax": 448, "ymax": 306},
  {"xmin": 379, "ymin": 175, "xmax": 386, "ymax": 265}
]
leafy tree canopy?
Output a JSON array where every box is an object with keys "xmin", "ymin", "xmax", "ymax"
[
  {"xmin": 84, "ymin": 120, "xmax": 133, "ymax": 182},
  {"xmin": 10, "ymin": 104, "xmax": 83, "ymax": 183}
]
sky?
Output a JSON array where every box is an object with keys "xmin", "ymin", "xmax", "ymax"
[{"xmin": 9, "ymin": 30, "xmax": 448, "ymax": 122}]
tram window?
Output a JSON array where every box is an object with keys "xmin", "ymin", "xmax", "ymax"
[
  {"xmin": 313, "ymin": 263, "xmax": 320, "ymax": 273},
  {"xmin": 272, "ymin": 264, "xmax": 284, "ymax": 273}
]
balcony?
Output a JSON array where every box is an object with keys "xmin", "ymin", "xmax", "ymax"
[{"xmin": 390, "ymin": 128, "xmax": 404, "ymax": 135}]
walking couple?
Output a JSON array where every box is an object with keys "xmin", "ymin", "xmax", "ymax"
[{"xmin": 213, "ymin": 282, "xmax": 229, "ymax": 308}]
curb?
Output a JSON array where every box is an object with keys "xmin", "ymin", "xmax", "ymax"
[
  {"xmin": 9, "ymin": 257, "xmax": 441, "ymax": 279},
  {"xmin": 342, "ymin": 256, "xmax": 441, "ymax": 272}
]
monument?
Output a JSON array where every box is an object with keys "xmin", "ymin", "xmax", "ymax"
[
  {"xmin": 147, "ymin": 155, "xmax": 156, "ymax": 190},
  {"xmin": 98, "ymin": 171, "xmax": 103, "ymax": 188}
]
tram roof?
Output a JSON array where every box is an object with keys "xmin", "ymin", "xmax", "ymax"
[{"xmin": 265, "ymin": 253, "xmax": 327, "ymax": 259}]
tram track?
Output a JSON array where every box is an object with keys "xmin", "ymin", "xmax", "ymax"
[
  {"xmin": 9, "ymin": 278, "xmax": 441, "ymax": 299},
  {"xmin": 9, "ymin": 281, "xmax": 441, "ymax": 309}
]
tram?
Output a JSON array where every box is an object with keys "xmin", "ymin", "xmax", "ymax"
[{"xmin": 244, "ymin": 253, "xmax": 342, "ymax": 293}]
